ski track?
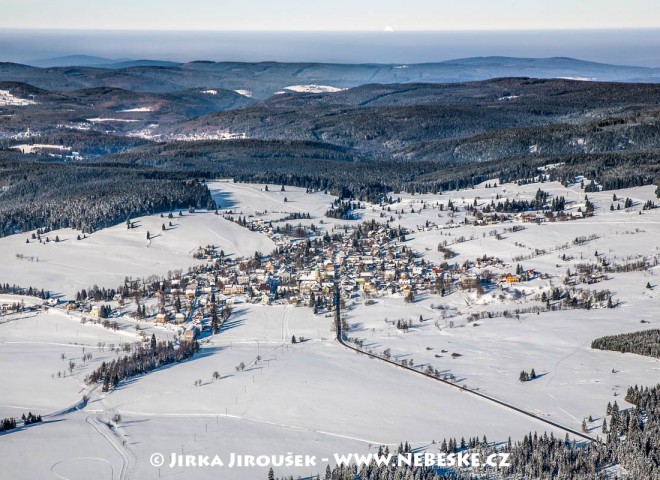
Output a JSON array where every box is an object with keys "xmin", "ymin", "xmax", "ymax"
[
  {"xmin": 90, "ymin": 409, "xmax": 396, "ymax": 446},
  {"xmin": 86, "ymin": 414, "xmax": 134, "ymax": 480},
  {"xmin": 51, "ymin": 457, "xmax": 114, "ymax": 480}
]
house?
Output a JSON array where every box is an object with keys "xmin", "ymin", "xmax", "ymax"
[
  {"xmin": 362, "ymin": 281, "xmax": 378, "ymax": 293},
  {"xmin": 155, "ymin": 312, "xmax": 170, "ymax": 324},
  {"xmin": 359, "ymin": 271, "xmax": 374, "ymax": 280},
  {"xmin": 460, "ymin": 275, "xmax": 481, "ymax": 290},
  {"xmin": 1, "ymin": 303, "xmax": 18, "ymax": 314},
  {"xmin": 174, "ymin": 313, "xmax": 186, "ymax": 324},
  {"xmin": 279, "ymin": 270, "xmax": 292, "ymax": 283},
  {"xmin": 298, "ymin": 272, "xmax": 318, "ymax": 292},
  {"xmin": 515, "ymin": 212, "xmax": 544, "ymax": 223},
  {"xmin": 183, "ymin": 325, "xmax": 199, "ymax": 341},
  {"xmin": 223, "ymin": 285, "xmax": 245, "ymax": 295}
]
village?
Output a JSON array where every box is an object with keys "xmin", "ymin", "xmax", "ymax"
[
  {"xmin": 2, "ymin": 173, "xmax": 645, "ymax": 356},
  {"xmin": 2, "ymin": 174, "xmax": 632, "ymax": 346},
  {"xmin": 22, "ymin": 178, "xmax": 622, "ymax": 351}
]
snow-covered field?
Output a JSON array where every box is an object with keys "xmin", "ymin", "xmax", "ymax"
[
  {"xmin": 98, "ymin": 305, "xmax": 565, "ymax": 440},
  {"xmin": 86, "ymin": 118, "xmax": 140, "ymax": 123},
  {"xmin": 170, "ymin": 130, "xmax": 248, "ymax": 141},
  {"xmin": 118, "ymin": 107, "xmax": 154, "ymax": 112},
  {"xmin": 0, "ymin": 308, "xmax": 140, "ymax": 419},
  {"xmin": 283, "ymin": 84, "xmax": 345, "ymax": 93},
  {"xmin": 2, "ymin": 410, "xmax": 124, "ymax": 480},
  {"xmin": 209, "ymin": 180, "xmax": 342, "ymax": 226},
  {"xmin": 0, "ymin": 209, "xmax": 274, "ymax": 297},
  {"xmin": 340, "ymin": 292, "xmax": 660, "ymax": 435},
  {"xmin": 0, "ymin": 304, "xmax": 569, "ymax": 480},
  {"xmin": 0, "ymin": 89, "xmax": 37, "ymax": 106},
  {"xmin": 10, "ymin": 144, "xmax": 72, "ymax": 154},
  {"xmin": 1, "ymin": 179, "xmax": 660, "ymax": 479}
]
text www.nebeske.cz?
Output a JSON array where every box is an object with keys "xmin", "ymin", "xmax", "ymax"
[{"xmin": 151, "ymin": 451, "xmax": 511, "ymax": 469}]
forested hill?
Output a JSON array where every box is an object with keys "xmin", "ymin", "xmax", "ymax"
[
  {"xmin": 1, "ymin": 56, "xmax": 659, "ymax": 98},
  {"xmin": 100, "ymin": 142, "xmax": 660, "ymax": 201},
  {"xmin": 5, "ymin": 77, "xmax": 660, "ymax": 164},
  {"xmin": 157, "ymin": 78, "xmax": 660, "ymax": 163},
  {"xmin": 1, "ymin": 74, "xmax": 660, "ymax": 237},
  {"xmin": 0, "ymin": 155, "xmax": 215, "ymax": 237}
]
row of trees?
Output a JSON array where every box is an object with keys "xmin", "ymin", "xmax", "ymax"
[
  {"xmin": 0, "ymin": 417, "xmax": 17, "ymax": 432},
  {"xmin": 86, "ymin": 339, "xmax": 199, "ymax": 392},
  {"xmin": 0, "ymin": 283, "xmax": 50, "ymax": 299},
  {"xmin": 0, "ymin": 412, "xmax": 42, "ymax": 433},
  {"xmin": 519, "ymin": 369, "xmax": 538, "ymax": 382}
]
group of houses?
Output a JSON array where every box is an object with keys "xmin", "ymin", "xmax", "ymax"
[{"xmin": 50, "ymin": 196, "xmax": 549, "ymax": 336}]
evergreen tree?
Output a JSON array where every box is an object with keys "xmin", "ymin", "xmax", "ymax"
[{"xmin": 211, "ymin": 304, "xmax": 219, "ymax": 334}]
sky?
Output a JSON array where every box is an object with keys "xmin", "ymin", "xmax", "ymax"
[{"xmin": 1, "ymin": 0, "xmax": 659, "ymax": 31}]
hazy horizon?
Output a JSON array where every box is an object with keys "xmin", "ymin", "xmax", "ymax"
[
  {"xmin": 2, "ymin": 29, "xmax": 660, "ymax": 67},
  {"xmin": 2, "ymin": 0, "xmax": 658, "ymax": 31}
]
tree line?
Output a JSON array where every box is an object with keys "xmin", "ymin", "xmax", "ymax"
[
  {"xmin": 591, "ymin": 329, "xmax": 660, "ymax": 358},
  {"xmin": 85, "ymin": 339, "xmax": 199, "ymax": 392}
]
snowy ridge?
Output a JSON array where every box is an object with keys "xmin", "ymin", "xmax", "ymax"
[{"xmin": 283, "ymin": 85, "xmax": 345, "ymax": 93}]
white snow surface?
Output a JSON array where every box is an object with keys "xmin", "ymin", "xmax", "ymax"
[
  {"xmin": 283, "ymin": 85, "xmax": 345, "ymax": 93},
  {"xmin": 10, "ymin": 144, "xmax": 71, "ymax": 154},
  {"xmin": 559, "ymin": 77, "xmax": 596, "ymax": 81},
  {"xmin": 0, "ymin": 208, "xmax": 274, "ymax": 298},
  {"xmin": 0, "ymin": 89, "xmax": 37, "ymax": 106},
  {"xmin": 86, "ymin": 118, "xmax": 140, "ymax": 123},
  {"xmin": 118, "ymin": 107, "xmax": 154, "ymax": 112},
  {"xmin": 1, "ymin": 179, "xmax": 660, "ymax": 478}
]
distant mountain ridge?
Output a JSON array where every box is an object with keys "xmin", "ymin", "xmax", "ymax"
[
  {"xmin": 1, "ymin": 56, "xmax": 659, "ymax": 98},
  {"xmin": 28, "ymin": 55, "xmax": 180, "ymax": 69}
]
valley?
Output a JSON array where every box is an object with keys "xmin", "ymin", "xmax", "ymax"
[{"xmin": 1, "ymin": 56, "xmax": 660, "ymax": 479}]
